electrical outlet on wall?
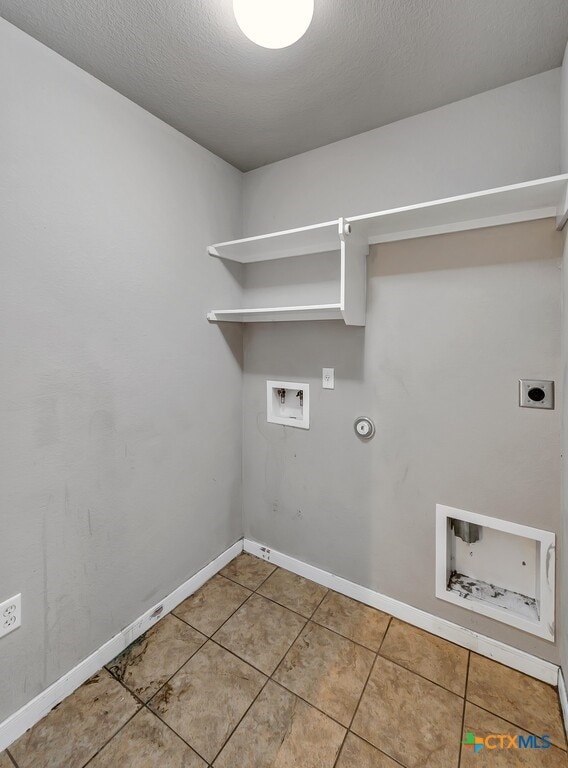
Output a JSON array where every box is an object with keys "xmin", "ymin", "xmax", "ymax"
[
  {"xmin": 0, "ymin": 594, "xmax": 21, "ymax": 638},
  {"xmin": 322, "ymin": 368, "xmax": 334, "ymax": 389}
]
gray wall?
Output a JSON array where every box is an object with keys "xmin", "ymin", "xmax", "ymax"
[
  {"xmin": 242, "ymin": 74, "xmax": 564, "ymax": 661},
  {"xmin": 0, "ymin": 18, "xmax": 243, "ymax": 722},
  {"xmin": 560, "ymin": 40, "xmax": 568, "ymax": 679},
  {"xmin": 243, "ymin": 222, "xmax": 562, "ymax": 661},
  {"xmin": 243, "ymin": 69, "xmax": 561, "ymax": 233}
]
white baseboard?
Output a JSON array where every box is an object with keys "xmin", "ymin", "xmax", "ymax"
[
  {"xmin": 0, "ymin": 539, "xmax": 243, "ymax": 753},
  {"xmin": 559, "ymin": 668, "xmax": 568, "ymax": 735},
  {"xmin": 244, "ymin": 538, "xmax": 559, "ymax": 686}
]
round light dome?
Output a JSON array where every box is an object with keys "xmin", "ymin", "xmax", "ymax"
[{"xmin": 233, "ymin": 0, "xmax": 314, "ymax": 49}]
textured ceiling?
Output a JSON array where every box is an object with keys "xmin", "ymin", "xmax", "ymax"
[{"xmin": 2, "ymin": 0, "xmax": 568, "ymax": 170}]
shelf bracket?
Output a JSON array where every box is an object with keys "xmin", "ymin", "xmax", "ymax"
[
  {"xmin": 338, "ymin": 217, "xmax": 351, "ymax": 241},
  {"xmin": 556, "ymin": 183, "xmax": 568, "ymax": 231},
  {"xmin": 339, "ymin": 217, "xmax": 367, "ymax": 326}
]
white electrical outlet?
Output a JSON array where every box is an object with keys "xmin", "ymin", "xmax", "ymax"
[
  {"xmin": 0, "ymin": 594, "xmax": 21, "ymax": 638},
  {"xmin": 322, "ymin": 368, "xmax": 334, "ymax": 389}
]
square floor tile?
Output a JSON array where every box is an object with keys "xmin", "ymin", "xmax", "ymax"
[
  {"xmin": 149, "ymin": 640, "xmax": 266, "ymax": 763},
  {"xmin": 10, "ymin": 670, "xmax": 140, "ymax": 768},
  {"xmin": 172, "ymin": 574, "xmax": 251, "ymax": 636},
  {"xmin": 379, "ymin": 618, "xmax": 468, "ymax": 695},
  {"xmin": 213, "ymin": 593, "xmax": 306, "ymax": 674},
  {"xmin": 257, "ymin": 569, "xmax": 327, "ymax": 617},
  {"xmin": 352, "ymin": 655, "xmax": 463, "ymax": 768},
  {"xmin": 214, "ymin": 680, "xmax": 345, "ymax": 768},
  {"xmin": 313, "ymin": 591, "xmax": 391, "ymax": 651},
  {"xmin": 274, "ymin": 622, "xmax": 375, "ymax": 726},
  {"xmin": 461, "ymin": 702, "xmax": 568, "ymax": 767},
  {"xmin": 220, "ymin": 553, "xmax": 276, "ymax": 590},
  {"xmin": 336, "ymin": 733, "xmax": 401, "ymax": 768},
  {"xmin": 106, "ymin": 614, "xmax": 206, "ymax": 701},
  {"xmin": 467, "ymin": 654, "xmax": 566, "ymax": 750},
  {"xmin": 88, "ymin": 708, "xmax": 206, "ymax": 767},
  {"xmin": 0, "ymin": 753, "xmax": 14, "ymax": 768}
]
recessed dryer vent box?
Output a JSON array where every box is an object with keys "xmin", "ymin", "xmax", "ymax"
[
  {"xmin": 436, "ymin": 504, "xmax": 555, "ymax": 641},
  {"xmin": 267, "ymin": 380, "xmax": 309, "ymax": 429}
]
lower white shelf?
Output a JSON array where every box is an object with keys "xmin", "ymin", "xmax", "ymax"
[{"xmin": 207, "ymin": 303, "xmax": 344, "ymax": 323}]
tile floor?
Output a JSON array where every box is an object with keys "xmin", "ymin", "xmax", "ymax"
[{"xmin": 3, "ymin": 552, "xmax": 567, "ymax": 767}]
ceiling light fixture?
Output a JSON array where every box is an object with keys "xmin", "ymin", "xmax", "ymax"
[{"xmin": 233, "ymin": 0, "xmax": 314, "ymax": 49}]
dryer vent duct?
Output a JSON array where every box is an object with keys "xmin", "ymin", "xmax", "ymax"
[{"xmin": 450, "ymin": 518, "xmax": 481, "ymax": 544}]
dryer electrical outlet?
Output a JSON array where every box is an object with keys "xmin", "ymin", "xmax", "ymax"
[
  {"xmin": 519, "ymin": 379, "xmax": 554, "ymax": 409},
  {"xmin": 267, "ymin": 380, "xmax": 309, "ymax": 429}
]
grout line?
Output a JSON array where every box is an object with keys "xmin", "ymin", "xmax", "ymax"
[
  {"xmin": 341, "ymin": 729, "xmax": 408, "ymax": 768},
  {"xmin": 250, "ymin": 575, "xmax": 333, "ymax": 683},
  {"xmin": 220, "ymin": 572, "xmax": 265, "ymax": 591},
  {"xmin": 311, "ymin": 616, "xmax": 384, "ymax": 653},
  {"xmin": 209, "ymin": 675, "xmax": 272, "ymax": 765},
  {"xmin": 342, "ymin": 651, "xmax": 379, "ymax": 742},
  {"xmin": 332, "ymin": 737, "xmax": 349, "ymax": 768},
  {"xmin": 219, "ymin": 565, "xmax": 401, "ymax": 659},
  {"xmin": 111, "ymin": 675, "xmax": 147, "ymax": 708},
  {"xmin": 142, "ymin": 628, "xmax": 249, "ymax": 709},
  {"xmin": 372, "ymin": 654, "xmax": 467, "ymax": 701},
  {"xmin": 107, "ymin": 625, "xmax": 207, "ymax": 711},
  {"xmin": 143, "ymin": 702, "xmax": 211, "ymax": 765},
  {"xmin": 219, "ymin": 559, "xmax": 277, "ymax": 593},
  {"xmin": 372, "ymin": 617, "xmax": 475, "ymax": 700},
  {"xmin": 252, "ymin": 565, "xmax": 279, "ymax": 592},
  {"xmin": 308, "ymin": 583, "xmax": 331, "ymax": 618},
  {"xmin": 81, "ymin": 706, "xmax": 141, "ymax": 768},
  {"xmin": 208, "ymin": 636, "xmax": 275, "ymax": 678},
  {"xmin": 211, "ymin": 564, "xmax": 390, "ymax": 672},
  {"xmin": 268, "ymin": 677, "xmax": 352, "ymax": 731},
  {"xmin": 338, "ymin": 614, "xmax": 471, "ymax": 768},
  {"xmin": 267, "ymin": 622, "xmax": 392, "ymax": 735},
  {"xmin": 252, "ymin": 560, "xmax": 331, "ymax": 620},
  {"xmin": 264, "ymin": 674, "xmax": 406, "ymax": 768},
  {"xmin": 467, "ymin": 648, "xmax": 560, "ymax": 685},
  {"xmin": 172, "ymin": 581, "xmax": 255, "ymax": 638},
  {"xmin": 350, "ymin": 620, "xmax": 389, "ymax": 719},
  {"xmin": 210, "ymin": 605, "xmax": 309, "ymax": 678},
  {"xmin": 376, "ymin": 616, "xmax": 392, "ymax": 655},
  {"xmin": 339, "ymin": 616, "xmax": 409, "ymax": 768},
  {"xmin": 254, "ymin": 590, "xmax": 325, "ymax": 621},
  {"xmin": 5, "ymin": 750, "xmax": 18, "ymax": 768},
  {"xmin": 133, "ymin": 633, "xmax": 273, "ymax": 763},
  {"xmin": 376, "ymin": 650, "xmax": 467, "ymax": 699},
  {"xmin": 253, "ymin": 586, "xmax": 324, "ymax": 623},
  {"xmin": 269, "ymin": 622, "xmax": 311, "ymax": 684},
  {"xmin": 143, "ymin": 702, "xmax": 216, "ymax": 766},
  {"xmin": 457, "ymin": 651, "xmax": 471, "ymax": 768},
  {"xmin": 332, "ymin": 632, "xmax": 384, "ymax": 768}
]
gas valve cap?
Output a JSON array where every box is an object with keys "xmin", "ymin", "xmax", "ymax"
[{"xmin": 354, "ymin": 416, "xmax": 375, "ymax": 439}]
